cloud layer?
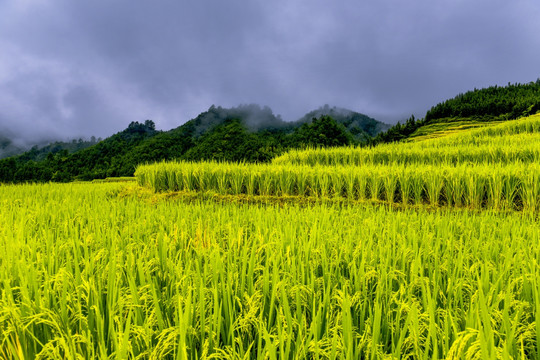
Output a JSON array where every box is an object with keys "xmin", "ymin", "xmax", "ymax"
[{"xmin": 1, "ymin": 0, "xmax": 539, "ymax": 142}]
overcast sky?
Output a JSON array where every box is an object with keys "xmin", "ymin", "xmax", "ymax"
[{"xmin": 1, "ymin": 0, "xmax": 539, "ymax": 142}]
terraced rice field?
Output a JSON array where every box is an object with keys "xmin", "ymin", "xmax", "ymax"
[
  {"xmin": 136, "ymin": 115, "xmax": 540, "ymax": 212},
  {"xmin": 2, "ymin": 114, "xmax": 540, "ymax": 359}
]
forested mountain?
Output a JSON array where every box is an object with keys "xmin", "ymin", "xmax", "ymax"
[
  {"xmin": 425, "ymin": 80, "xmax": 540, "ymax": 122},
  {"xmin": 0, "ymin": 134, "xmax": 100, "ymax": 161},
  {"xmin": 373, "ymin": 80, "xmax": 540, "ymax": 143},
  {"xmin": 297, "ymin": 105, "xmax": 390, "ymax": 140},
  {"xmin": 0, "ymin": 105, "xmax": 387, "ymax": 182},
  {"xmin": 190, "ymin": 104, "xmax": 291, "ymax": 134},
  {"xmin": 17, "ymin": 138, "xmax": 100, "ymax": 162}
]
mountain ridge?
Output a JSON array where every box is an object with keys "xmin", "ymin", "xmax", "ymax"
[
  {"xmin": 0, "ymin": 104, "xmax": 386, "ymax": 182},
  {"xmin": 0, "ymin": 104, "xmax": 386, "ymax": 160}
]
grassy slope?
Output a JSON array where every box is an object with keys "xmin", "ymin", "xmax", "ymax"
[
  {"xmin": 372, "ymin": 81, "xmax": 540, "ymax": 144},
  {"xmin": 408, "ymin": 113, "xmax": 540, "ymax": 142},
  {"xmin": 273, "ymin": 113, "xmax": 540, "ymax": 165},
  {"xmin": 407, "ymin": 118, "xmax": 505, "ymax": 141}
]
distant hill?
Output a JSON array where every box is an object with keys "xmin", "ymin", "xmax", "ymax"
[
  {"xmin": 297, "ymin": 105, "xmax": 390, "ymax": 140},
  {"xmin": 183, "ymin": 104, "xmax": 390, "ymax": 138},
  {"xmin": 425, "ymin": 80, "xmax": 540, "ymax": 123},
  {"xmin": 189, "ymin": 104, "xmax": 291, "ymax": 135},
  {"xmin": 184, "ymin": 104, "xmax": 389, "ymax": 138},
  {"xmin": 0, "ymin": 104, "xmax": 386, "ymax": 182},
  {"xmin": 0, "ymin": 132, "xmax": 101, "ymax": 161},
  {"xmin": 16, "ymin": 138, "xmax": 100, "ymax": 162},
  {"xmin": 374, "ymin": 80, "xmax": 540, "ymax": 143}
]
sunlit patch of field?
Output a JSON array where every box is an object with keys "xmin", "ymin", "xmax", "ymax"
[{"xmin": 408, "ymin": 118, "xmax": 504, "ymax": 141}]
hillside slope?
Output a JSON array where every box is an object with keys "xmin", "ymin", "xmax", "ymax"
[
  {"xmin": 297, "ymin": 105, "xmax": 389, "ymax": 140},
  {"xmin": 274, "ymin": 113, "xmax": 540, "ymax": 167},
  {"xmin": 425, "ymin": 80, "xmax": 540, "ymax": 122},
  {"xmin": 138, "ymin": 113, "xmax": 540, "ymax": 211},
  {"xmin": 374, "ymin": 80, "xmax": 540, "ymax": 143},
  {"xmin": 0, "ymin": 104, "xmax": 385, "ymax": 182}
]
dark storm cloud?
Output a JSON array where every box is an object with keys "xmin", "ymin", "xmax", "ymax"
[{"xmin": 0, "ymin": 0, "xmax": 539, "ymax": 141}]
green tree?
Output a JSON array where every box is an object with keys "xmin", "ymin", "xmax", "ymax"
[
  {"xmin": 183, "ymin": 119, "xmax": 271, "ymax": 162},
  {"xmin": 292, "ymin": 115, "xmax": 352, "ymax": 147}
]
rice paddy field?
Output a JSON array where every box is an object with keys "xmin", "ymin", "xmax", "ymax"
[{"xmin": 2, "ymin": 114, "xmax": 540, "ymax": 359}]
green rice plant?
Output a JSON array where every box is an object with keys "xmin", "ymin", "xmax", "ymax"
[
  {"xmin": 425, "ymin": 168, "xmax": 445, "ymax": 206},
  {"xmin": 356, "ymin": 173, "xmax": 369, "ymax": 201},
  {"xmin": 183, "ymin": 166, "xmax": 198, "ymax": 191},
  {"xmin": 522, "ymin": 167, "xmax": 540, "ymax": 212},
  {"xmin": 317, "ymin": 171, "xmax": 330, "ymax": 198},
  {"xmin": 410, "ymin": 171, "xmax": 425, "ymax": 205},
  {"xmin": 165, "ymin": 165, "xmax": 177, "ymax": 191},
  {"xmin": 486, "ymin": 170, "xmax": 505, "ymax": 210},
  {"xmin": 230, "ymin": 168, "xmax": 245, "ymax": 194},
  {"xmin": 330, "ymin": 172, "xmax": 345, "ymax": 198},
  {"xmin": 170, "ymin": 167, "xmax": 182, "ymax": 192},
  {"xmin": 136, "ymin": 150, "xmax": 538, "ymax": 211},
  {"xmin": 20, "ymin": 113, "xmax": 540, "ymax": 358},
  {"xmin": 502, "ymin": 171, "xmax": 522, "ymax": 210},
  {"xmin": 296, "ymin": 169, "xmax": 308, "ymax": 197},
  {"xmin": 146, "ymin": 163, "xmax": 513, "ymax": 210},
  {"xmin": 216, "ymin": 170, "xmax": 229, "ymax": 195},
  {"xmin": 154, "ymin": 167, "xmax": 167, "ymax": 192},
  {"xmin": 278, "ymin": 169, "xmax": 296, "ymax": 196},
  {"xmin": 368, "ymin": 169, "xmax": 382, "ymax": 202},
  {"xmin": 382, "ymin": 171, "xmax": 398, "ymax": 203},
  {"xmin": 465, "ymin": 172, "xmax": 486, "ymax": 209},
  {"xmin": 197, "ymin": 165, "xmax": 211, "ymax": 192},
  {"xmin": 445, "ymin": 169, "xmax": 465, "ymax": 207},
  {"xmin": 398, "ymin": 169, "xmax": 413, "ymax": 205},
  {"xmin": 260, "ymin": 171, "xmax": 274, "ymax": 196},
  {"xmin": 246, "ymin": 171, "xmax": 259, "ymax": 196},
  {"xmin": 344, "ymin": 172, "xmax": 357, "ymax": 200}
]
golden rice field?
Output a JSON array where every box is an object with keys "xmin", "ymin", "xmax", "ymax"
[{"xmin": 2, "ymin": 114, "xmax": 540, "ymax": 359}]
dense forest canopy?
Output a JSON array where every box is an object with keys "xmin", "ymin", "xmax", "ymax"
[
  {"xmin": 425, "ymin": 80, "xmax": 540, "ymax": 122},
  {"xmin": 296, "ymin": 105, "xmax": 389, "ymax": 140}
]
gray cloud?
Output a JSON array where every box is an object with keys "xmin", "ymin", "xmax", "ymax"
[{"xmin": 0, "ymin": 0, "xmax": 539, "ymax": 141}]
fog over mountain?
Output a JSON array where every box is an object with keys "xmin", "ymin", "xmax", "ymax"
[
  {"xmin": 0, "ymin": 135, "xmax": 22, "ymax": 159},
  {"xmin": 0, "ymin": 103, "xmax": 389, "ymax": 159},
  {"xmin": 0, "ymin": 1, "xmax": 539, "ymax": 143}
]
